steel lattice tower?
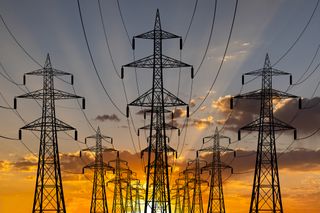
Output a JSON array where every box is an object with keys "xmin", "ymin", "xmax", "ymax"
[
  {"xmin": 231, "ymin": 54, "xmax": 301, "ymax": 212},
  {"xmin": 184, "ymin": 152, "xmax": 208, "ymax": 213},
  {"xmin": 172, "ymin": 183, "xmax": 182, "ymax": 213},
  {"xmin": 178, "ymin": 171, "xmax": 192, "ymax": 213},
  {"xmin": 81, "ymin": 127, "xmax": 115, "ymax": 213},
  {"xmin": 107, "ymin": 151, "xmax": 131, "ymax": 213},
  {"xmin": 124, "ymin": 171, "xmax": 135, "ymax": 213},
  {"xmin": 198, "ymin": 127, "xmax": 234, "ymax": 213},
  {"xmin": 14, "ymin": 54, "xmax": 85, "ymax": 212},
  {"xmin": 131, "ymin": 179, "xmax": 143, "ymax": 213},
  {"xmin": 121, "ymin": 9, "xmax": 193, "ymax": 213}
]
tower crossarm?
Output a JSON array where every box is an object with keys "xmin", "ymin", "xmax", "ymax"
[
  {"xmin": 81, "ymin": 146, "xmax": 116, "ymax": 154},
  {"xmin": 82, "ymin": 162, "xmax": 114, "ymax": 173},
  {"xmin": 198, "ymin": 145, "xmax": 234, "ymax": 154},
  {"xmin": 122, "ymin": 54, "xmax": 191, "ymax": 69},
  {"xmin": 243, "ymin": 67, "xmax": 291, "ymax": 77},
  {"xmin": 141, "ymin": 142, "xmax": 177, "ymax": 157},
  {"xmin": 202, "ymin": 162, "xmax": 233, "ymax": 172},
  {"xmin": 15, "ymin": 89, "xmax": 84, "ymax": 100},
  {"xmin": 240, "ymin": 117, "xmax": 296, "ymax": 132},
  {"xmin": 134, "ymin": 29, "xmax": 180, "ymax": 40},
  {"xmin": 25, "ymin": 68, "xmax": 73, "ymax": 77},
  {"xmin": 233, "ymin": 89, "xmax": 299, "ymax": 100},
  {"xmin": 138, "ymin": 122, "xmax": 180, "ymax": 135},
  {"xmin": 128, "ymin": 88, "xmax": 188, "ymax": 108},
  {"xmin": 202, "ymin": 135, "xmax": 230, "ymax": 144},
  {"xmin": 85, "ymin": 135, "xmax": 113, "ymax": 145},
  {"xmin": 20, "ymin": 117, "xmax": 76, "ymax": 132}
]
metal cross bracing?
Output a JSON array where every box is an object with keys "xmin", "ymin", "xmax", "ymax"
[
  {"xmin": 124, "ymin": 172, "xmax": 140, "ymax": 213},
  {"xmin": 171, "ymin": 184, "xmax": 182, "ymax": 213},
  {"xmin": 177, "ymin": 171, "xmax": 193, "ymax": 213},
  {"xmin": 81, "ymin": 127, "xmax": 115, "ymax": 213},
  {"xmin": 14, "ymin": 54, "xmax": 85, "ymax": 213},
  {"xmin": 121, "ymin": 9, "xmax": 193, "ymax": 213},
  {"xmin": 107, "ymin": 151, "xmax": 132, "ymax": 213},
  {"xmin": 198, "ymin": 127, "xmax": 235, "ymax": 213},
  {"xmin": 130, "ymin": 179, "xmax": 144, "ymax": 213},
  {"xmin": 230, "ymin": 54, "xmax": 301, "ymax": 213},
  {"xmin": 183, "ymin": 152, "xmax": 208, "ymax": 213}
]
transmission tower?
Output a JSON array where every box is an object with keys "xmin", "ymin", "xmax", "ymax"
[
  {"xmin": 14, "ymin": 54, "xmax": 85, "ymax": 212},
  {"xmin": 198, "ymin": 127, "xmax": 234, "ymax": 213},
  {"xmin": 171, "ymin": 182, "xmax": 182, "ymax": 213},
  {"xmin": 184, "ymin": 152, "xmax": 208, "ymax": 213},
  {"xmin": 81, "ymin": 127, "xmax": 115, "ymax": 213},
  {"xmin": 131, "ymin": 179, "xmax": 144, "ymax": 213},
  {"xmin": 121, "ymin": 9, "xmax": 193, "ymax": 213},
  {"xmin": 177, "ymin": 171, "xmax": 193, "ymax": 213},
  {"xmin": 107, "ymin": 151, "xmax": 131, "ymax": 213},
  {"xmin": 230, "ymin": 54, "xmax": 301, "ymax": 212},
  {"xmin": 124, "ymin": 171, "xmax": 136, "ymax": 213}
]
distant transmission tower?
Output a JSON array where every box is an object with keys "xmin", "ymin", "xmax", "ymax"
[
  {"xmin": 15, "ymin": 54, "xmax": 85, "ymax": 212},
  {"xmin": 230, "ymin": 54, "xmax": 301, "ymax": 212},
  {"xmin": 107, "ymin": 151, "xmax": 131, "ymax": 213},
  {"xmin": 184, "ymin": 152, "xmax": 208, "ymax": 213},
  {"xmin": 121, "ymin": 9, "xmax": 193, "ymax": 213},
  {"xmin": 198, "ymin": 127, "xmax": 234, "ymax": 213},
  {"xmin": 131, "ymin": 179, "xmax": 143, "ymax": 213},
  {"xmin": 81, "ymin": 127, "xmax": 115, "ymax": 213},
  {"xmin": 177, "ymin": 171, "xmax": 192, "ymax": 213}
]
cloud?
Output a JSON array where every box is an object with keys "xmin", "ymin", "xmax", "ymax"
[
  {"xmin": 198, "ymin": 149, "xmax": 320, "ymax": 174},
  {"xmin": 172, "ymin": 108, "xmax": 186, "ymax": 119},
  {"xmin": 191, "ymin": 116, "xmax": 214, "ymax": 130},
  {"xmin": 0, "ymin": 160, "xmax": 12, "ymax": 171},
  {"xmin": 189, "ymin": 99, "xmax": 196, "ymax": 108},
  {"xmin": 274, "ymin": 98, "xmax": 320, "ymax": 134},
  {"xmin": 212, "ymin": 95, "xmax": 259, "ymax": 131},
  {"xmin": 212, "ymin": 95, "xmax": 320, "ymax": 134},
  {"xmin": 95, "ymin": 114, "xmax": 120, "ymax": 122}
]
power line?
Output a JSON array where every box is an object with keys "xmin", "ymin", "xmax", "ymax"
[
  {"xmin": 272, "ymin": 0, "xmax": 320, "ymax": 66},
  {"xmin": 0, "ymin": 135, "xmax": 19, "ymax": 140},
  {"xmin": 0, "ymin": 14, "xmax": 42, "ymax": 67},
  {"xmin": 289, "ymin": 44, "xmax": 320, "ymax": 88},
  {"xmin": 77, "ymin": 0, "xmax": 126, "ymax": 116},
  {"xmin": 0, "ymin": 9, "xmax": 116, "ymax": 165},
  {"xmin": 96, "ymin": 0, "xmax": 144, "ymax": 167},
  {"xmin": 193, "ymin": 0, "xmax": 217, "ymax": 77},
  {"xmin": 191, "ymin": 0, "xmax": 238, "ymax": 116},
  {"xmin": 183, "ymin": 0, "xmax": 199, "ymax": 44},
  {"xmin": 116, "ymin": 0, "xmax": 132, "ymax": 45}
]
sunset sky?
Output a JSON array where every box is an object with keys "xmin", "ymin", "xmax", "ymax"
[{"xmin": 0, "ymin": 0, "xmax": 320, "ymax": 212}]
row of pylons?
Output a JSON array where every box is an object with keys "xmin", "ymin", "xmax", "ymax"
[{"xmin": 13, "ymin": 9, "xmax": 301, "ymax": 213}]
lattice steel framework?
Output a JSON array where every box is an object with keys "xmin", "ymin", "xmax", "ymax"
[
  {"xmin": 184, "ymin": 153, "xmax": 208, "ymax": 213},
  {"xmin": 171, "ymin": 183, "xmax": 182, "ymax": 213},
  {"xmin": 81, "ymin": 127, "xmax": 115, "ymax": 213},
  {"xmin": 107, "ymin": 151, "xmax": 131, "ymax": 213},
  {"xmin": 231, "ymin": 54, "xmax": 301, "ymax": 213},
  {"xmin": 121, "ymin": 9, "xmax": 193, "ymax": 213},
  {"xmin": 131, "ymin": 179, "xmax": 143, "ymax": 213},
  {"xmin": 198, "ymin": 127, "xmax": 234, "ymax": 213},
  {"xmin": 176, "ymin": 172, "xmax": 192, "ymax": 213},
  {"xmin": 15, "ymin": 54, "xmax": 85, "ymax": 212}
]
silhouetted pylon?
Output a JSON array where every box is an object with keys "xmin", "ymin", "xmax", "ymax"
[
  {"xmin": 81, "ymin": 127, "xmax": 115, "ymax": 213},
  {"xmin": 121, "ymin": 9, "xmax": 193, "ymax": 213},
  {"xmin": 107, "ymin": 151, "xmax": 131, "ymax": 213},
  {"xmin": 231, "ymin": 54, "xmax": 301, "ymax": 212},
  {"xmin": 198, "ymin": 127, "xmax": 234, "ymax": 213},
  {"xmin": 184, "ymin": 152, "xmax": 208, "ymax": 213},
  {"xmin": 15, "ymin": 54, "xmax": 85, "ymax": 213}
]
